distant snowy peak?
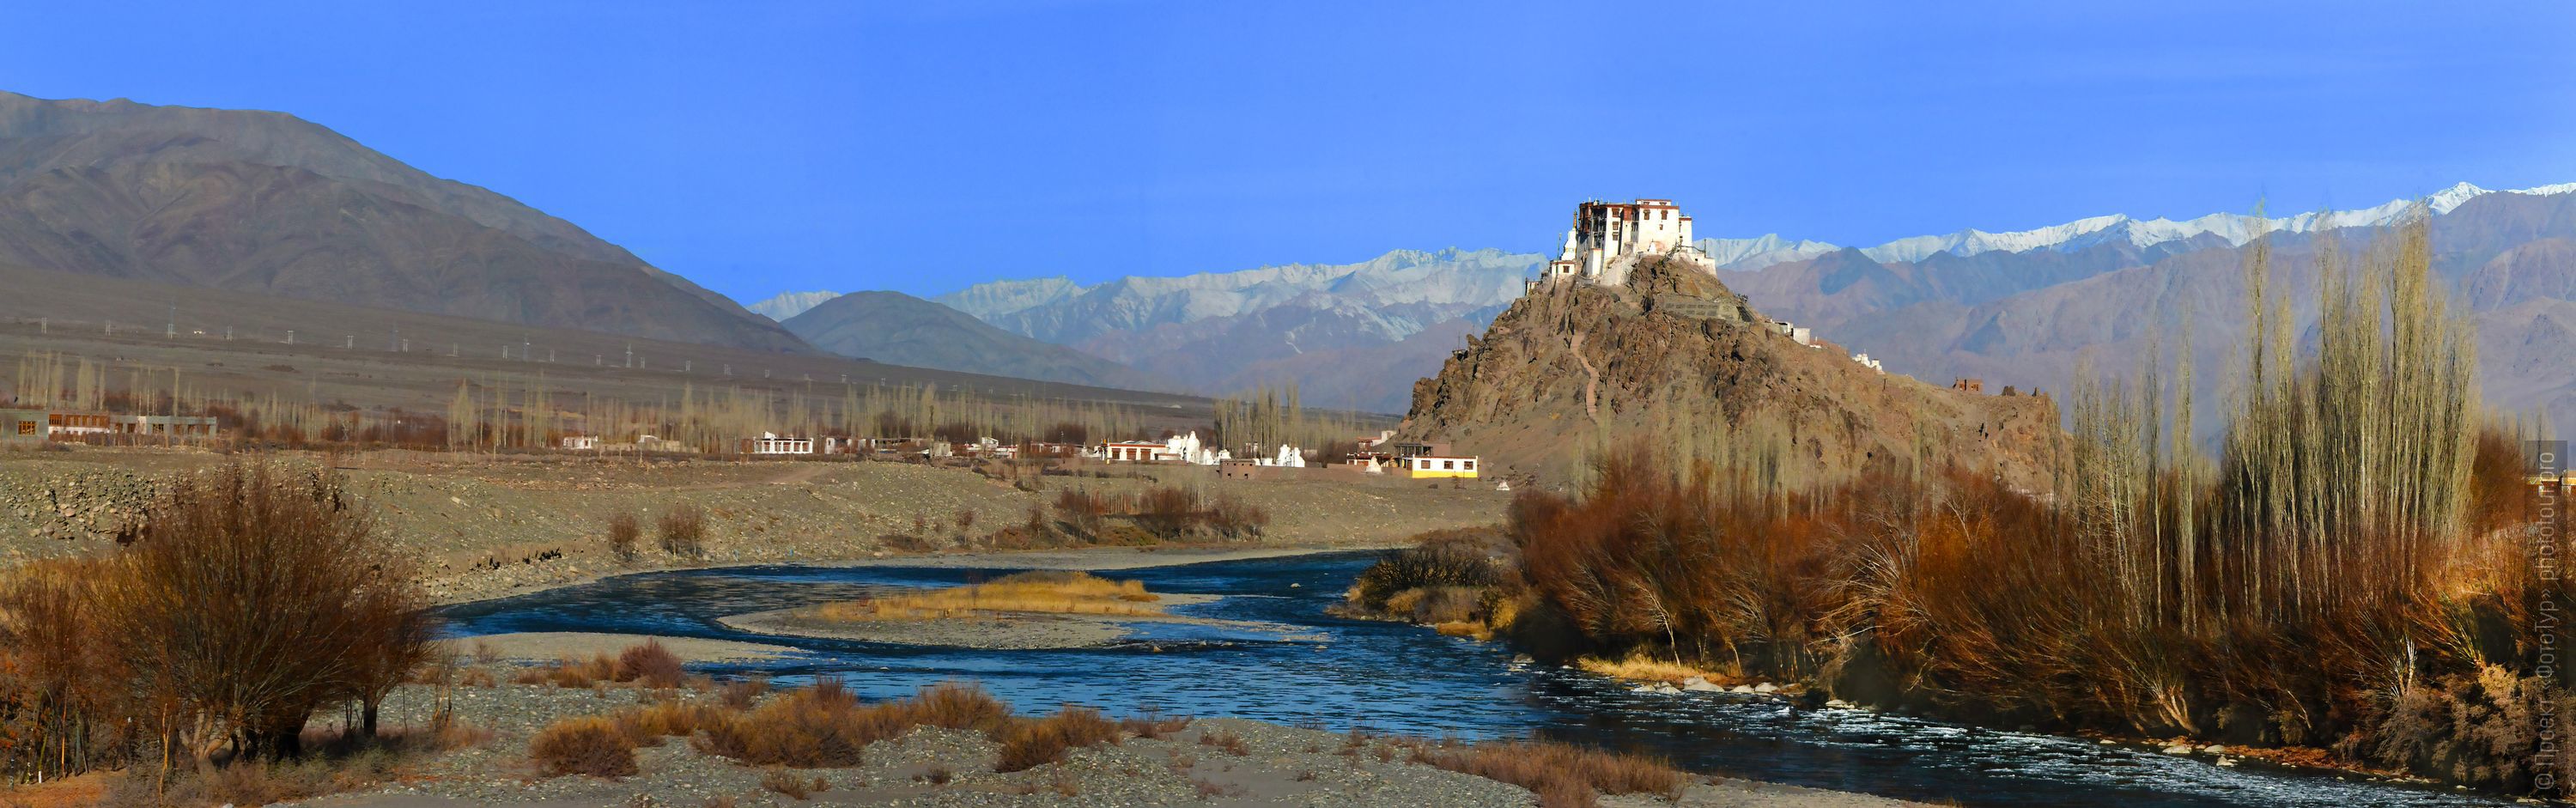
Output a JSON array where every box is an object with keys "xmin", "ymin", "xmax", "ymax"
[
  {"xmin": 1880, "ymin": 180, "xmax": 2576, "ymax": 262},
  {"xmin": 1694, "ymin": 234, "xmax": 1840, "ymax": 271},
  {"xmin": 747, "ymin": 290, "xmax": 842, "ymax": 321},
  {"xmin": 1706, "ymin": 180, "xmax": 2575, "ymax": 268}
]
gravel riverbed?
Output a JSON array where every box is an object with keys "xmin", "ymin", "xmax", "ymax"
[{"xmin": 284, "ymin": 683, "xmax": 1918, "ymax": 808}]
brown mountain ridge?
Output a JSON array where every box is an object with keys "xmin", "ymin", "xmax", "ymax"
[{"xmin": 0, "ymin": 91, "xmax": 806, "ymax": 353}]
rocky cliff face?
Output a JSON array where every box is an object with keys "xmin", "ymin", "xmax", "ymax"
[{"xmin": 1401, "ymin": 256, "xmax": 2062, "ymax": 489}]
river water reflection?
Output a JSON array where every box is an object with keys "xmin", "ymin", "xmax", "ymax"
[{"xmin": 439, "ymin": 552, "xmax": 2509, "ymax": 807}]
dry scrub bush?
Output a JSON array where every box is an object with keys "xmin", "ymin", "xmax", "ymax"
[
  {"xmin": 613, "ymin": 700, "xmax": 726, "ymax": 746},
  {"xmin": 606, "ymin": 512, "xmax": 641, "ymax": 564},
  {"xmin": 617, "ymin": 641, "xmax": 685, "ymax": 688},
  {"xmin": 1120, "ymin": 708, "xmax": 1190, "ymax": 739},
  {"xmin": 1419, "ymin": 740, "xmax": 1682, "ymax": 808},
  {"xmin": 658, "ymin": 505, "xmax": 707, "ymax": 558},
  {"xmin": 1346, "ymin": 529, "xmax": 1510, "ymax": 624},
  {"xmin": 1049, "ymin": 485, "xmax": 1267, "ymax": 542},
  {"xmin": 3, "ymin": 461, "xmax": 443, "ymax": 787},
  {"xmin": 530, "ymin": 716, "xmax": 638, "ymax": 778},
  {"xmin": 760, "ymin": 767, "xmax": 817, "ymax": 799},
  {"xmin": 995, "ymin": 705, "xmax": 1121, "ymax": 773},
  {"xmin": 696, "ymin": 680, "xmax": 1012, "ymax": 768},
  {"xmin": 717, "ymin": 676, "xmax": 770, "ymax": 710},
  {"xmin": 518, "ymin": 653, "xmax": 622, "ymax": 689}
]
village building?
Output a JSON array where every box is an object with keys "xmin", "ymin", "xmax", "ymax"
[
  {"xmin": 1402, "ymin": 455, "xmax": 1480, "ymax": 479},
  {"xmin": 1770, "ymin": 321, "xmax": 1814, "ymax": 346},
  {"xmin": 112, "ymin": 414, "xmax": 218, "ymax": 437},
  {"xmin": 1217, "ymin": 458, "xmax": 1265, "ymax": 480},
  {"xmin": 0, "ymin": 407, "xmax": 45, "ymax": 446},
  {"xmin": 1099, "ymin": 441, "xmax": 1163, "ymax": 463},
  {"xmin": 561, "ymin": 434, "xmax": 599, "ymax": 451},
  {"xmin": 1953, "ymin": 378, "xmax": 1985, "ymax": 394},
  {"xmin": 1090, "ymin": 431, "xmax": 1231, "ymax": 465},
  {"xmin": 740, "ymin": 433, "xmax": 813, "ymax": 455},
  {"xmin": 48, "ymin": 410, "xmax": 112, "ymax": 436}
]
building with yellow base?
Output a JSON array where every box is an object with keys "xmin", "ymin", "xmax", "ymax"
[{"xmin": 1404, "ymin": 456, "xmax": 1479, "ymax": 479}]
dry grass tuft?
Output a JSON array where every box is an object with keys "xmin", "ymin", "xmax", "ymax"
[
  {"xmin": 1576, "ymin": 653, "xmax": 1732, "ymax": 686},
  {"xmin": 1196, "ymin": 727, "xmax": 1249, "ymax": 756}
]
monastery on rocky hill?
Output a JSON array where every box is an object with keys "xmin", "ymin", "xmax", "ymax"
[{"xmin": 1539, "ymin": 198, "xmax": 1714, "ymax": 287}]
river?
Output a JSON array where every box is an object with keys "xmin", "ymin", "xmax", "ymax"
[{"xmin": 437, "ymin": 551, "xmax": 2507, "ymax": 807}]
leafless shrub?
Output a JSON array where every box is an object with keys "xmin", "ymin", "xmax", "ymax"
[
  {"xmin": 658, "ymin": 505, "xmax": 707, "ymax": 558},
  {"xmin": 606, "ymin": 512, "xmax": 641, "ymax": 564},
  {"xmin": 616, "ymin": 641, "xmax": 685, "ymax": 688}
]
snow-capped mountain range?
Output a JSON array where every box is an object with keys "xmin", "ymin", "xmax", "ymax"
[
  {"xmin": 1698, "ymin": 180, "xmax": 2576, "ymax": 270},
  {"xmin": 747, "ymin": 290, "xmax": 842, "ymax": 321}
]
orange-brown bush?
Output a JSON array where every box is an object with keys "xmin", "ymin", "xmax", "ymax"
[
  {"xmin": 530, "ymin": 716, "xmax": 637, "ymax": 778},
  {"xmin": 994, "ymin": 705, "xmax": 1121, "ymax": 772},
  {"xmin": 696, "ymin": 680, "xmax": 1012, "ymax": 768},
  {"xmin": 617, "ymin": 641, "xmax": 685, "ymax": 688},
  {"xmin": 1419, "ymin": 739, "xmax": 1682, "ymax": 808},
  {"xmin": 613, "ymin": 700, "xmax": 726, "ymax": 745},
  {"xmin": 518, "ymin": 653, "xmax": 622, "ymax": 689}
]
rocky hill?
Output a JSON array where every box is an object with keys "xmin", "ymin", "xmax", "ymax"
[
  {"xmin": 0, "ymin": 91, "xmax": 805, "ymax": 352},
  {"xmin": 1401, "ymin": 256, "xmax": 2061, "ymax": 489},
  {"xmin": 781, "ymin": 291, "xmax": 1170, "ymax": 391}
]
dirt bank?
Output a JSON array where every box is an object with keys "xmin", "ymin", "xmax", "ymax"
[{"xmin": 0, "ymin": 447, "xmax": 1510, "ymax": 604}]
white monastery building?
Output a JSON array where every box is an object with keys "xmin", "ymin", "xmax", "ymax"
[{"xmin": 1543, "ymin": 198, "xmax": 1700, "ymax": 287}]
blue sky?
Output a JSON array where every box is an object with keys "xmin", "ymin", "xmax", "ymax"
[{"xmin": 4, "ymin": 2, "xmax": 2571, "ymax": 303}]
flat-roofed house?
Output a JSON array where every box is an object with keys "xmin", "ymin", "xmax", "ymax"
[
  {"xmin": 1403, "ymin": 456, "xmax": 1480, "ymax": 479},
  {"xmin": 740, "ymin": 433, "xmax": 814, "ymax": 455},
  {"xmin": 1100, "ymin": 441, "xmax": 1164, "ymax": 463},
  {"xmin": 110, "ymin": 415, "xmax": 217, "ymax": 437},
  {"xmin": 0, "ymin": 408, "xmax": 45, "ymax": 446}
]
